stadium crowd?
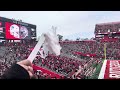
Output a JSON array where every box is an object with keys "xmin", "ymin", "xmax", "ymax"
[
  {"xmin": 60, "ymin": 40, "xmax": 120, "ymax": 60},
  {"xmin": 0, "ymin": 39, "xmax": 120, "ymax": 79},
  {"xmin": 95, "ymin": 23, "xmax": 120, "ymax": 34}
]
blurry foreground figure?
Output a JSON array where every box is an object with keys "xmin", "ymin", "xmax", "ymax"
[{"xmin": 1, "ymin": 60, "xmax": 35, "ymax": 79}]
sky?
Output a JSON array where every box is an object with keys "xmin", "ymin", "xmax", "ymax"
[{"xmin": 0, "ymin": 11, "xmax": 120, "ymax": 40}]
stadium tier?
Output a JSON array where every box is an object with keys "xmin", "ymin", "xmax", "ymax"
[{"xmin": 95, "ymin": 21, "xmax": 120, "ymax": 42}]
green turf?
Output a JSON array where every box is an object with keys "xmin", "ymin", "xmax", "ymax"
[{"xmin": 87, "ymin": 61, "xmax": 103, "ymax": 79}]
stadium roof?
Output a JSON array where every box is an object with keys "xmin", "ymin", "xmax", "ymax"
[{"xmin": 96, "ymin": 21, "xmax": 120, "ymax": 25}]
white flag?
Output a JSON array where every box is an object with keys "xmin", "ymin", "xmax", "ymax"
[
  {"xmin": 27, "ymin": 30, "xmax": 62, "ymax": 62},
  {"xmin": 41, "ymin": 30, "xmax": 62, "ymax": 58}
]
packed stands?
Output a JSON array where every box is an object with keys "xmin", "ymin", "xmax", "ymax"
[{"xmin": 1, "ymin": 39, "xmax": 120, "ymax": 79}]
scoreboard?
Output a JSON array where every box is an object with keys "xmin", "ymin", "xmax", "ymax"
[{"xmin": 0, "ymin": 16, "xmax": 36, "ymax": 40}]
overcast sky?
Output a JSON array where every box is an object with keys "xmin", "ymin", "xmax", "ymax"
[{"xmin": 0, "ymin": 11, "xmax": 120, "ymax": 40}]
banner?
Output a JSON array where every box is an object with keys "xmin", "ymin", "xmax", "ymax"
[
  {"xmin": 74, "ymin": 52, "xmax": 96, "ymax": 57},
  {"xmin": 98, "ymin": 60, "xmax": 120, "ymax": 79}
]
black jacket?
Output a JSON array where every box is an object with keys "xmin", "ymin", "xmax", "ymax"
[{"xmin": 1, "ymin": 64, "xmax": 30, "ymax": 79}]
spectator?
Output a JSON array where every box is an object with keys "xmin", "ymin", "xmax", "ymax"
[{"xmin": 1, "ymin": 60, "xmax": 34, "ymax": 79}]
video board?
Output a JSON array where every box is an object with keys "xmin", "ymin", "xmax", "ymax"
[
  {"xmin": 5, "ymin": 22, "xmax": 31, "ymax": 40},
  {"xmin": 0, "ymin": 16, "xmax": 36, "ymax": 40}
]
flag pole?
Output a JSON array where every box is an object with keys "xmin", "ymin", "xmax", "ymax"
[
  {"xmin": 27, "ymin": 34, "xmax": 45, "ymax": 63},
  {"xmin": 104, "ymin": 43, "xmax": 106, "ymax": 60}
]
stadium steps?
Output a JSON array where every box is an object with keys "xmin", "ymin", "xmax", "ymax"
[{"xmin": 0, "ymin": 47, "xmax": 6, "ymax": 57}]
